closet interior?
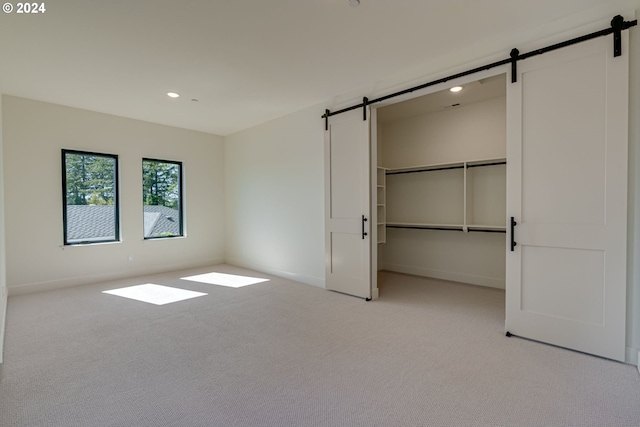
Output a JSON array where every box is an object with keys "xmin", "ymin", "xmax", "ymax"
[{"xmin": 375, "ymin": 74, "xmax": 507, "ymax": 290}]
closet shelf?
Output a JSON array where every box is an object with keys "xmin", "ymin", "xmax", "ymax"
[
  {"xmin": 466, "ymin": 158, "xmax": 506, "ymax": 168},
  {"xmin": 376, "ymin": 167, "xmax": 387, "ymax": 244},
  {"xmin": 386, "ymin": 222, "xmax": 464, "ymax": 231},
  {"xmin": 386, "ymin": 223, "xmax": 507, "ymax": 233},
  {"xmin": 383, "ymin": 156, "xmax": 506, "ymax": 234},
  {"xmin": 386, "ymin": 158, "xmax": 506, "ymax": 176}
]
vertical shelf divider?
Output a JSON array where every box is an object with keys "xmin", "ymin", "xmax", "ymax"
[{"xmin": 377, "ymin": 167, "xmax": 387, "ymax": 244}]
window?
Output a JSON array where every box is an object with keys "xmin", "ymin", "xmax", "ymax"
[
  {"xmin": 142, "ymin": 158, "xmax": 183, "ymax": 239},
  {"xmin": 62, "ymin": 149, "xmax": 119, "ymax": 245}
]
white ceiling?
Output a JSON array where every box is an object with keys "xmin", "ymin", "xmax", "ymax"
[{"xmin": 0, "ymin": 0, "xmax": 625, "ymax": 136}]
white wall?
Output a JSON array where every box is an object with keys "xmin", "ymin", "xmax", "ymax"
[
  {"xmin": 380, "ymin": 97, "xmax": 507, "ymax": 288},
  {"xmin": 224, "ymin": 105, "xmax": 325, "ymax": 287},
  {"xmin": 381, "ymin": 97, "xmax": 506, "ymax": 168},
  {"xmin": 2, "ymin": 96, "xmax": 225, "ymax": 294},
  {"xmin": 0, "ymin": 92, "xmax": 6, "ymax": 372}
]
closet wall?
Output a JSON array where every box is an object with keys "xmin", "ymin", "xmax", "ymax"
[{"xmin": 379, "ymin": 91, "xmax": 507, "ymax": 288}]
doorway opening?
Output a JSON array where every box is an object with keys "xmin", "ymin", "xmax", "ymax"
[{"xmin": 372, "ymin": 73, "xmax": 508, "ymax": 304}]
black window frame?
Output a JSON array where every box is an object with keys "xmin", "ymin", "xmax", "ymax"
[
  {"xmin": 61, "ymin": 149, "xmax": 120, "ymax": 246},
  {"xmin": 142, "ymin": 157, "xmax": 184, "ymax": 240}
]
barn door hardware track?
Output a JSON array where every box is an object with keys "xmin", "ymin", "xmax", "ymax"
[{"xmin": 321, "ymin": 15, "xmax": 636, "ymax": 122}]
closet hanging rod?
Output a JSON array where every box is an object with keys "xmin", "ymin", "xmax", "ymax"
[
  {"xmin": 386, "ymin": 225, "xmax": 507, "ymax": 233},
  {"xmin": 386, "ymin": 165, "xmax": 464, "ymax": 175},
  {"xmin": 466, "ymin": 161, "xmax": 506, "ymax": 169},
  {"xmin": 386, "ymin": 225, "xmax": 464, "ymax": 232},
  {"xmin": 321, "ymin": 15, "xmax": 636, "ymax": 122},
  {"xmin": 468, "ymin": 229, "xmax": 507, "ymax": 234}
]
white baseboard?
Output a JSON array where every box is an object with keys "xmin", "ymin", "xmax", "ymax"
[
  {"xmin": 626, "ymin": 347, "xmax": 640, "ymax": 368},
  {"xmin": 382, "ymin": 263, "xmax": 505, "ymax": 289},
  {"xmin": 0, "ymin": 293, "xmax": 5, "ymax": 371},
  {"xmin": 225, "ymin": 258, "xmax": 325, "ymax": 289},
  {"xmin": 8, "ymin": 258, "xmax": 224, "ymax": 296}
]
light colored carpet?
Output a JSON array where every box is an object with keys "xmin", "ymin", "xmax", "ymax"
[{"xmin": 1, "ymin": 265, "xmax": 639, "ymax": 427}]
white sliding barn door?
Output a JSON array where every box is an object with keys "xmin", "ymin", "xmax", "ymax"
[
  {"xmin": 325, "ymin": 108, "xmax": 372, "ymax": 299},
  {"xmin": 506, "ymin": 34, "xmax": 628, "ymax": 361}
]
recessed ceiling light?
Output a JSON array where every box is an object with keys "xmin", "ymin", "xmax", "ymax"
[
  {"xmin": 167, "ymin": 92, "xmax": 180, "ymax": 98},
  {"xmin": 450, "ymin": 86, "xmax": 463, "ymax": 93},
  {"xmin": 349, "ymin": 0, "xmax": 360, "ymax": 7}
]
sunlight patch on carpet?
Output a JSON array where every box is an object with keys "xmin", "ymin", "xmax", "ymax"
[
  {"xmin": 180, "ymin": 272, "xmax": 270, "ymax": 288},
  {"xmin": 102, "ymin": 284, "xmax": 207, "ymax": 305}
]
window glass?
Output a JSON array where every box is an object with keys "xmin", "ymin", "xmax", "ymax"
[
  {"xmin": 62, "ymin": 150, "xmax": 119, "ymax": 245},
  {"xmin": 142, "ymin": 159, "xmax": 183, "ymax": 238}
]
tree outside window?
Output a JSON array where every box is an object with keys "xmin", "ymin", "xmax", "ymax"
[
  {"xmin": 142, "ymin": 159, "xmax": 183, "ymax": 238},
  {"xmin": 62, "ymin": 150, "xmax": 119, "ymax": 245}
]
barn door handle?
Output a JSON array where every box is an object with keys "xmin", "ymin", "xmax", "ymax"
[
  {"xmin": 362, "ymin": 215, "xmax": 368, "ymax": 239},
  {"xmin": 510, "ymin": 217, "xmax": 517, "ymax": 251}
]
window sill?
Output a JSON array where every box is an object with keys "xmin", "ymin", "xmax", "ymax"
[
  {"xmin": 61, "ymin": 240, "xmax": 121, "ymax": 248},
  {"xmin": 143, "ymin": 235, "xmax": 186, "ymax": 241}
]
